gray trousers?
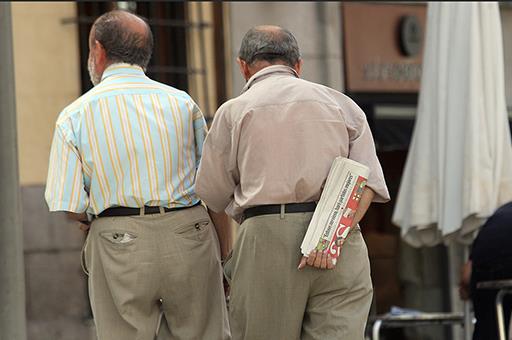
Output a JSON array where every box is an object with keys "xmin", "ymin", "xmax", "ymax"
[
  {"xmin": 82, "ymin": 205, "xmax": 231, "ymax": 340},
  {"xmin": 224, "ymin": 212, "xmax": 373, "ymax": 340}
]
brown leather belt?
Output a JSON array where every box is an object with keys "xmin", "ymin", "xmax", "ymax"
[
  {"xmin": 242, "ymin": 202, "xmax": 317, "ymax": 221},
  {"xmin": 97, "ymin": 202, "xmax": 200, "ymax": 218}
]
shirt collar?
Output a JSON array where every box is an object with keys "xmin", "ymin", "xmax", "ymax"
[
  {"xmin": 100, "ymin": 63, "xmax": 146, "ymax": 82},
  {"xmin": 241, "ymin": 65, "xmax": 299, "ymax": 94}
]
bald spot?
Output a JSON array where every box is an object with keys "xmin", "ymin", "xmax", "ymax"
[
  {"xmin": 92, "ymin": 10, "xmax": 149, "ymax": 46},
  {"xmin": 252, "ymin": 25, "xmax": 287, "ymax": 38}
]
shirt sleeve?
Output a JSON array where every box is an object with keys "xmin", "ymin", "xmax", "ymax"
[
  {"xmin": 45, "ymin": 124, "xmax": 89, "ymax": 213},
  {"xmin": 344, "ymin": 99, "xmax": 390, "ymax": 203},
  {"xmin": 195, "ymin": 106, "xmax": 238, "ymax": 212},
  {"xmin": 189, "ymin": 100, "xmax": 208, "ymax": 169}
]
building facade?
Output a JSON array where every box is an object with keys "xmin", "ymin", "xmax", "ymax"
[{"xmin": 6, "ymin": 2, "xmax": 512, "ymax": 339}]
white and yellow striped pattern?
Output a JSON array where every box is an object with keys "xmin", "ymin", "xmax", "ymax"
[{"xmin": 45, "ymin": 64, "xmax": 207, "ymax": 216}]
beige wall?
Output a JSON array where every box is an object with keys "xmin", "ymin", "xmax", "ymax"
[
  {"xmin": 226, "ymin": 2, "xmax": 344, "ymax": 96},
  {"xmin": 12, "ymin": 2, "xmax": 81, "ymax": 185}
]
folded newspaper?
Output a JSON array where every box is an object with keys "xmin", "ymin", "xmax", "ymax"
[{"xmin": 301, "ymin": 157, "xmax": 369, "ymax": 263}]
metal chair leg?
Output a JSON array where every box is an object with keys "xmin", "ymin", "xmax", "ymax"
[
  {"xmin": 464, "ymin": 300, "xmax": 472, "ymax": 340},
  {"xmin": 496, "ymin": 289, "xmax": 507, "ymax": 340},
  {"xmin": 372, "ymin": 319, "xmax": 383, "ymax": 340}
]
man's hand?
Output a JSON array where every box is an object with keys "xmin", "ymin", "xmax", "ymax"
[
  {"xmin": 298, "ymin": 249, "xmax": 336, "ymax": 270},
  {"xmin": 206, "ymin": 208, "xmax": 233, "ymax": 262},
  {"xmin": 298, "ymin": 187, "xmax": 376, "ymax": 271},
  {"xmin": 79, "ymin": 222, "xmax": 90, "ymax": 233},
  {"xmin": 66, "ymin": 212, "xmax": 90, "ymax": 234}
]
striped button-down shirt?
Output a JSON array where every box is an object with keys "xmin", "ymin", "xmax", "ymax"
[{"xmin": 45, "ymin": 63, "xmax": 207, "ymax": 216}]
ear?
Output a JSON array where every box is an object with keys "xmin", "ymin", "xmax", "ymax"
[
  {"xmin": 236, "ymin": 57, "xmax": 251, "ymax": 81},
  {"xmin": 93, "ymin": 40, "xmax": 107, "ymax": 65},
  {"xmin": 294, "ymin": 59, "xmax": 303, "ymax": 76}
]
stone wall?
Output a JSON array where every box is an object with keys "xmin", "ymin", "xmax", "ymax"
[{"xmin": 22, "ymin": 186, "xmax": 93, "ymax": 340}]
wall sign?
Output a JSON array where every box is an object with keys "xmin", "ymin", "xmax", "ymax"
[{"xmin": 342, "ymin": 3, "xmax": 427, "ymax": 93}]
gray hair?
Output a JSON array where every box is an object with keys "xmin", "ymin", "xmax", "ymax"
[
  {"xmin": 93, "ymin": 10, "xmax": 153, "ymax": 69},
  {"xmin": 238, "ymin": 26, "xmax": 301, "ymax": 67}
]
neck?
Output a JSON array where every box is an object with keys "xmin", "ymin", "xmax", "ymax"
[{"xmin": 247, "ymin": 61, "xmax": 288, "ymax": 79}]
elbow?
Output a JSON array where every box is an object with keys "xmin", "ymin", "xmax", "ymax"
[{"xmin": 195, "ymin": 181, "xmax": 206, "ymax": 202}]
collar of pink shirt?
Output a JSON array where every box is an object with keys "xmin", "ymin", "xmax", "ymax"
[{"xmin": 241, "ymin": 64, "xmax": 299, "ymax": 94}]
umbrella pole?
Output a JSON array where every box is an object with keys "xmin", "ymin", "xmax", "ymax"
[{"xmin": 463, "ymin": 246, "xmax": 472, "ymax": 340}]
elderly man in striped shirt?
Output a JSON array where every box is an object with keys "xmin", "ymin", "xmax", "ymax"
[{"xmin": 45, "ymin": 10, "xmax": 230, "ymax": 340}]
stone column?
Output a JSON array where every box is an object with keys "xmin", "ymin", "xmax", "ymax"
[{"xmin": 0, "ymin": 2, "xmax": 27, "ymax": 339}]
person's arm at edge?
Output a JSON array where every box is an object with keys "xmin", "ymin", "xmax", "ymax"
[
  {"xmin": 207, "ymin": 208, "xmax": 233, "ymax": 262},
  {"xmin": 298, "ymin": 187, "xmax": 375, "ymax": 270},
  {"xmin": 459, "ymin": 260, "xmax": 472, "ymax": 300}
]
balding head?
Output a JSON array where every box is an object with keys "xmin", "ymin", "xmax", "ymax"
[
  {"xmin": 91, "ymin": 10, "xmax": 153, "ymax": 69},
  {"xmin": 238, "ymin": 25, "xmax": 300, "ymax": 67}
]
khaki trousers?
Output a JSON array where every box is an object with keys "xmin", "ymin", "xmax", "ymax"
[
  {"xmin": 82, "ymin": 205, "xmax": 231, "ymax": 340},
  {"xmin": 224, "ymin": 212, "xmax": 372, "ymax": 340}
]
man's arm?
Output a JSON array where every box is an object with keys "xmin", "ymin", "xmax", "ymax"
[
  {"xmin": 67, "ymin": 212, "xmax": 88, "ymax": 222},
  {"xmin": 66, "ymin": 212, "xmax": 90, "ymax": 232},
  {"xmin": 196, "ymin": 106, "xmax": 238, "ymax": 218},
  {"xmin": 190, "ymin": 101, "xmax": 233, "ymax": 257},
  {"xmin": 207, "ymin": 208, "xmax": 233, "ymax": 261},
  {"xmin": 45, "ymin": 124, "xmax": 89, "ymax": 215},
  {"xmin": 298, "ymin": 187, "xmax": 375, "ymax": 270},
  {"xmin": 351, "ymin": 187, "xmax": 374, "ymax": 227}
]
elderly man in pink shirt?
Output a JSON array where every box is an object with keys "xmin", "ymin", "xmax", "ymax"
[{"xmin": 196, "ymin": 25, "xmax": 390, "ymax": 340}]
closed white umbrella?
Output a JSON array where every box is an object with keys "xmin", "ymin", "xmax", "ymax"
[{"xmin": 392, "ymin": 2, "xmax": 512, "ymax": 247}]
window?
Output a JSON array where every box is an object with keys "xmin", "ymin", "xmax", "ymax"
[{"xmin": 70, "ymin": 2, "xmax": 227, "ymax": 120}]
